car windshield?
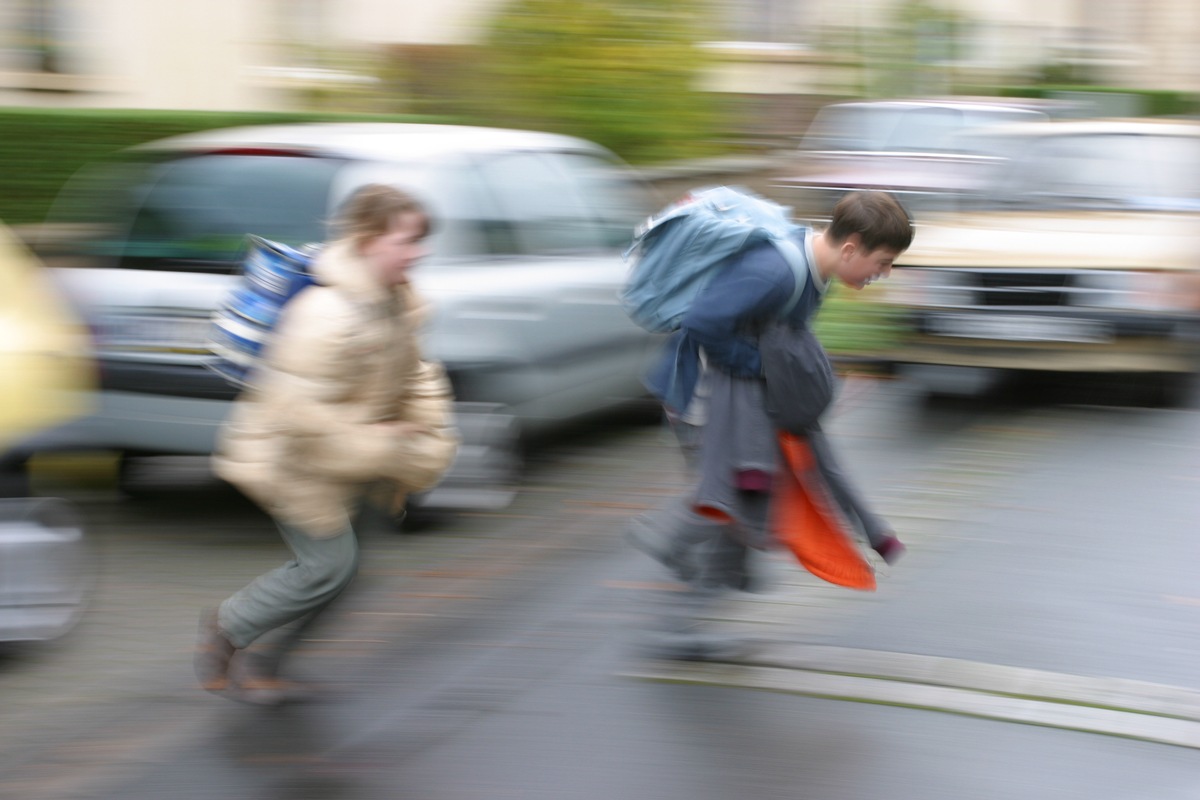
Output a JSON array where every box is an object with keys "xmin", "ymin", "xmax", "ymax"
[
  {"xmin": 46, "ymin": 153, "xmax": 345, "ymax": 273},
  {"xmin": 979, "ymin": 132, "xmax": 1200, "ymax": 211},
  {"xmin": 44, "ymin": 148, "xmax": 649, "ymax": 271},
  {"xmin": 801, "ymin": 104, "xmax": 1044, "ymax": 153}
]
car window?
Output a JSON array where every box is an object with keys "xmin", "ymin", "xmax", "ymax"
[
  {"xmin": 1001, "ymin": 133, "xmax": 1200, "ymax": 210},
  {"xmin": 802, "ymin": 105, "xmax": 903, "ymax": 152},
  {"xmin": 542, "ymin": 151, "xmax": 651, "ymax": 249},
  {"xmin": 802, "ymin": 104, "xmax": 1047, "ymax": 154},
  {"xmin": 886, "ymin": 107, "xmax": 964, "ymax": 151},
  {"xmin": 962, "ymin": 108, "xmax": 1045, "ymax": 128},
  {"xmin": 334, "ymin": 160, "xmax": 490, "ymax": 263},
  {"xmin": 474, "ymin": 152, "xmax": 608, "ymax": 255},
  {"xmin": 51, "ymin": 154, "xmax": 343, "ymax": 273},
  {"xmin": 122, "ymin": 154, "xmax": 341, "ymax": 270}
]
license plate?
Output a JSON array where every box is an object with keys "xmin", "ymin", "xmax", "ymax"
[
  {"xmin": 100, "ymin": 314, "xmax": 212, "ymax": 353},
  {"xmin": 926, "ymin": 313, "xmax": 1112, "ymax": 344}
]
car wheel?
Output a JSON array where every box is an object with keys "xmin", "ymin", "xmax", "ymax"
[
  {"xmin": 1153, "ymin": 372, "xmax": 1200, "ymax": 409},
  {"xmin": 0, "ymin": 454, "xmax": 32, "ymax": 498},
  {"xmin": 396, "ymin": 405, "xmax": 524, "ymax": 533},
  {"xmin": 0, "ymin": 497, "xmax": 94, "ymax": 642},
  {"xmin": 901, "ymin": 364, "xmax": 1004, "ymax": 400},
  {"xmin": 116, "ymin": 451, "xmax": 159, "ymax": 499}
]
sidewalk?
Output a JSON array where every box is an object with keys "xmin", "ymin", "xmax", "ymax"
[{"xmin": 626, "ymin": 387, "xmax": 1200, "ymax": 752}]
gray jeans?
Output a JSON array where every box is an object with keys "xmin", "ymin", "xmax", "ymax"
[{"xmin": 218, "ymin": 522, "xmax": 359, "ymax": 651}]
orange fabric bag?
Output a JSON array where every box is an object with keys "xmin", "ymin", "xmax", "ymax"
[{"xmin": 772, "ymin": 432, "xmax": 876, "ymax": 591}]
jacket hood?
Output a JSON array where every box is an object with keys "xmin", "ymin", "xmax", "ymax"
[
  {"xmin": 311, "ymin": 239, "xmax": 430, "ymax": 326},
  {"xmin": 311, "ymin": 240, "xmax": 390, "ymax": 301}
]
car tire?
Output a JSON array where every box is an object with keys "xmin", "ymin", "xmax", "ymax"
[
  {"xmin": 396, "ymin": 406, "xmax": 524, "ymax": 533},
  {"xmin": 115, "ymin": 451, "xmax": 152, "ymax": 499},
  {"xmin": 0, "ymin": 454, "xmax": 32, "ymax": 499},
  {"xmin": 0, "ymin": 497, "xmax": 94, "ymax": 642},
  {"xmin": 1153, "ymin": 372, "xmax": 1200, "ymax": 410}
]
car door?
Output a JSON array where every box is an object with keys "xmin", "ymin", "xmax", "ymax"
[
  {"xmin": 539, "ymin": 149, "xmax": 659, "ymax": 404},
  {"xmin": 462, "ymin": 149, "xmax": 651, "ymax": 423}
]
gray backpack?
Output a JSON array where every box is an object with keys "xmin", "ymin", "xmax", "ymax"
[{"xmin": 760, "ymin": 323, "xmax": 836, "ymax": 434}]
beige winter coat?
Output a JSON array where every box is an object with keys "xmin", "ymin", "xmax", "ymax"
[{"xmin": 213, "ymin": 240, "xmax": 459, "ymax": 538}]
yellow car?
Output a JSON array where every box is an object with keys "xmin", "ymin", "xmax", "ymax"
[
  {"xmin": 0, "ymin": 220, "xmax": 94, "ymax": 450},
  {"xmin": 881, "ymin": 119, "xmax": 1200, "ymax": 400},
  {"xmin": 0, "ymin": 219, "xmax": 94, "ymax": 641}
]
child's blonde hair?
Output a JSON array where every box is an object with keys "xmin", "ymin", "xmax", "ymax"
[{"xmin": 334, "ymin": 183, "xmax": 431, "ymax": 246}]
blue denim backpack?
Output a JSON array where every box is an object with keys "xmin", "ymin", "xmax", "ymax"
[{"xmin": 621, "ymin": 185, "xmax": 808, "ymax": 333}]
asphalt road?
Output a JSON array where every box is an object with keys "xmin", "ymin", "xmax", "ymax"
[{"xmin": 2, "ymin": 374, "xmax": 1199, "ymax": 799}]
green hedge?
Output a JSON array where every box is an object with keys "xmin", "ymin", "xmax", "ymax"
[
  {"xmin": 0, "ymin": 107, "xmax": 447, "ymax": 225},
  {"xmin": 813, "ymin": 285, "xmax": 903, "ymax": 359},
  {"xmin": 995, "ymin": 85, "xmax": 1200, "ymax": 117}
]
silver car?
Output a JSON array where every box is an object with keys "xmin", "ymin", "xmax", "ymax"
[
  {"xmin": 777, "ymin": 97, "xmax": 1056, "ymax": 220},
  {"xmin": 19, "ymin": 123, "xmax": 662, "ymax": 507}
]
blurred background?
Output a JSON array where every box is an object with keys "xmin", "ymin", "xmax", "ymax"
[
  {"xmin": 2, "ymin": 0, "xmax": 1198, "ymax": 364},
  {"xmin": 2, "ymin": 2, "xmax": 1200, "ymax": 799},
  {"xmin": 1, "ymin": 0, "xmax": 1198, "ymax": 207}
]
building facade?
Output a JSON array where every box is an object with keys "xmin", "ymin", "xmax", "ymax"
[{"xmin": 0, "ymin": 0, "xmax": 1196, "ymax": 113}]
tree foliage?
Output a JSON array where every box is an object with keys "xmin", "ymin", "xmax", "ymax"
[
  {"xmin": 479, "ymin": 0, "xmax": 724, "ymax": 163},
  {"xmin": 858, "ymin": 0, "xmax": 971, "ymax": 98}
]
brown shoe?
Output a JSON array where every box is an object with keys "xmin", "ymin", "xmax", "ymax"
[
  {"xmin": 229, "ymin": 674, "xmax": 319, "ymax": 707},
  {"xmin": 194, "ymin": 608, "xmax": 237, "ymax": 694},
  {"xmin": 226, "ymin": 651, "xmax": 320, "ymax": 706}
]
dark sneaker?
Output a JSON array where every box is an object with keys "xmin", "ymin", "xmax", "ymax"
[
  {"xmin": 625, "ymin": 516, "xmax": 695, "ymax": 582},
  {"xmin": 633, "ymin": 630, "xmax": 768, "ymax": 663}
]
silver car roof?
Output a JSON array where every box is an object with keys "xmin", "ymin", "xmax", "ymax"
[
  {"xmin": 955, "ymin": 117, "xmax": 1200, "ymax": 139},
  {"xmin": 132, "ymin": 122, "xmax": 612, "ymax": 161},
  {"xmin": 812, "ymin": 97, "xmax": 1055, "ymax": 114}
]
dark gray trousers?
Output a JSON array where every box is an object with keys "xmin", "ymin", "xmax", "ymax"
[{"xmin": 218, "ymin": 522, "xmax": 359, "ymax": 651}]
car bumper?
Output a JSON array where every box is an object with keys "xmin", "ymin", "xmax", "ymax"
[
  {"xmin": 0, "ymin": 498, "xmax": 91, "ymax": 642},
  {"xmin": 891, "ymin": 309, "xmax": 1200, "ymax": 373},
  {"xmin": 10, "ymin": 390, "xmax": 229, "ymax": 456},
  {"xmin": 9, "ymin": 391, "xmax": 521, "ymax": 512}
]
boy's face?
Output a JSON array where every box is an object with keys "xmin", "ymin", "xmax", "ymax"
[{"xmin": 835, "ymin": 235, "xmax": 901, "ymax": 290}]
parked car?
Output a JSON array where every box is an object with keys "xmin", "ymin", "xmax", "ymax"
[
  {"xmin": 775, "ymin": 97, "xmax": 1057, "ymax": 221},
  {"xmin": 16, "ymin": 123, "xmax": 662, "ymax": 507},
  {"xmin": 0, "ymin": 218, "xmax": 93, "ymax": 640},
  {"xmin": 878, "ymin": 118, "xmax": 1200, "ymax": 401}
]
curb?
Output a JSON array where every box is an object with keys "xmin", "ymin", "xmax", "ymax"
[{"xmin": 625, "ymin": 644, "xmax": 1200, "ymax": 750}]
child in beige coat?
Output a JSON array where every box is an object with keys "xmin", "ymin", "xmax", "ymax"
[{"xmin": 196, "ymin": 184, "xmax": 458, "ymax": 704}]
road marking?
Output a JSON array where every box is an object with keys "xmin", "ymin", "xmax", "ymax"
[
  {"xmin": 1162, "ymin": 594, "xmax": 1200, "ymax": 607},
  {"xmin": 625, "ymin": 644, "xmax": 1200, "ymax": 749}
]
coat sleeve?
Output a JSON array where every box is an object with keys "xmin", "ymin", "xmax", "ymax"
[
  {"xmin": 385, "ymin": 359, "xmax": 460, "ymax": 492},
  {"xmin": 682, "ymin": 243, "xmax": 794, "ymax": 377},
  {"xmin": 258, "ymin": 288, "xmax": 410, "ymax": 482}
]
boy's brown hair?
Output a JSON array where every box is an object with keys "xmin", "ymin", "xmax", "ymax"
[{"xmin": 826, "ymin": 191, "xmax": 913, "ymax": 253}]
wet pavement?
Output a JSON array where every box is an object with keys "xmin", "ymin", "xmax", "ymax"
[
  {"xmin": 637, "ymin": 386, "xmax": 1200, "ymax": 749},
  {"xmin": 3, "ymin": 376, "xmax": 1200, "ymax": 798}
]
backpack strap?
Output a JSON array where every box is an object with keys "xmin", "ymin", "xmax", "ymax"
[{"xmin": 772, "ymin": 229, "xmax": 809, "ymax": 319}]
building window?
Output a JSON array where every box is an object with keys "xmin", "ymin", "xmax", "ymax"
[
  {"xmin": 4, "ymin": 0, "xmax": 76, "ymax": 74},
  {"xmin": 719, "ymin": 0, "xmax": 805, "ymax": 45}
]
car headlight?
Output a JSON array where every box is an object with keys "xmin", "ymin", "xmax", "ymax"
[
  {"xmin": 881, "ymin": 267, "xmax": 973, "ymax": 308},
  {"xmin": 1072, "ymin": 271, "xmax": 1200, "ymax": 312}
]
